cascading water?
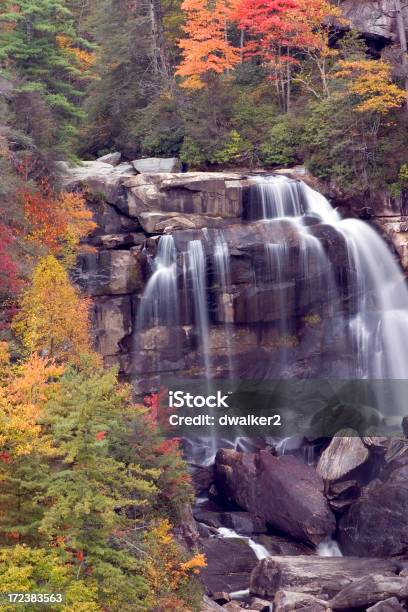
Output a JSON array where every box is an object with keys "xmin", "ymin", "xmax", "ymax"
[
  {"xmin": 188, "ymin": 239, "xmax": 212, "ymax": 380},
  {"xmin": 134, "ymin": 174, "xmax": 408, "ymax": 411},
  {"xmin": 137, "ymin": 234, "xmax": 179, "ymax": 329},
  {"xmin": 213, "ymin": 231, "xmax": 235, "ymax": 379}
]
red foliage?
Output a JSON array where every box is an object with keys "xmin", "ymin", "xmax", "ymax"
[
  {"xmin": 17, "ymin": 180, "xmax": 66, "ymax": 250},
  {"xmin": 0, "ymin": 451, "xmax": 11, "ymax": 464},
  {"xmin": 95, "ymin": 431, "xmax": 107, "ymax": 441},
  {"xmin": 0, "ymin": 224, "xmax": 21, "ymax": 296}
]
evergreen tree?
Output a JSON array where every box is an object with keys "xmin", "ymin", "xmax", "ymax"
[{"xmin": 0, "ymin": 0, "xmax": 91, "ymax": 157}]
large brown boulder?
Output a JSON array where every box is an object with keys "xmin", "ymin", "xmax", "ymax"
[
  {"xmin": 317, "ymin": 430, "xmax": 369, "ymax": 482},
  {"xmin": 339, "ymin": 465, "xmax": 408, "ymax": 557},
  {"xmin": 200, "ymin": 538, "xmax": 259, "ymax": 595},
  {"xmin": 215, "ymin": 449, "xmax": 335, "ymax": 546}
]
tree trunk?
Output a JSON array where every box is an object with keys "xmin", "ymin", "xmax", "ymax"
[{"xmin": 395, "ymin": 0, "xmax": 408, "ymax": 110}]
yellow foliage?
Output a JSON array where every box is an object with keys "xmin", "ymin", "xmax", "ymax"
[
  {"xmin": 0, "ymin": 354, "xmax": 61, "ymax": 458},
  {"xmin": 12, "ymin": 255, "xmax": 94, "ymax": 364},
  {"xmin": 56, "ymin": 35, "xmax": 96, "ymax": 72},
  {"xmin": 334, "ymin": 59, "xmax": 406, "ymax": 114},
  {"xmin": 144, "ymin": 519, "xmax": 205, "ymax": 609}
]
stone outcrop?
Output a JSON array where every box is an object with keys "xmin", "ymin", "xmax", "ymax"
[
  {"xmin": 316, "ymin": 431, "xmax": 369, "ymax": 482},
  {"xmin": 215, "ymin": 449, "xmax": 336, "ymax": 546},
  {"xmin": 340, "ymin": 1, "xmax": 398, "ymax": 42},
  {"xmin": 61, "ymin": 161, "xmax": 361, "ymax": 382},
  {"xmin": 339, "ymin": 463, "xmax": 408, "ymax": 557},
  {"xmin": 132, "ymin": 157, "xmax": 182, "ymax": 173},
  {"xmin": 250, "ymin": 556, "xmax": 398, "ymax": 600},
  {"xmin": 200, "ymin": 538, "xmax": 259, "ymax": 594},
  {"xmin": 330, "ymin": 575, "xmax": 408, "ymax": 610}
]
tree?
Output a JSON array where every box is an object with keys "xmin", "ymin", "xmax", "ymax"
[
  {"xmin": 0, "ymin": 546, "xmax": 100, "ymax": 611},
  {"xmin": 19, "ymin": 181, "xmax": 96, "ymax": 266},
  {"xmin": 234, "ymin": 0, "xmax": 342, "ymax": 109},
  {"xmin": 0, "ymin": 0, "xmax": 92, "ymax": 156},
  {"xmin": 12, "ymin": 255, "xmax": 92, "ymax": 363},
  {"xmin": 176, "ymin": 0, "xmax": 240, "ymax": 89},
  {"xmin": 334, "ymin": 59, "xmax": 407, "ymax": 115},
  {"xmin": 394, "ymin": 0, "xmax": 408, "ymax": 109}
]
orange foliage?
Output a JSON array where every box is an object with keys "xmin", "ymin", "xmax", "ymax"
[
  {"xmin": 18, "ymin": 180, "xmax": 96, "ymax": 259},
  {"xmin": 176, "ymin": 0, "xmax": 240, "ymax": 88}
]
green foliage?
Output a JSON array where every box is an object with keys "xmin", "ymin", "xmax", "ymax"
[
  {"xmin": 259, "ymin": 116, "xmax": 303, "ymax": 166},
  {"xmin": 0, "ymin": 356, "xmax": 197, "ymax": 610},
  {"xmin": 0, "ymin": 546, "xmax": 100, "ymax": 611},
  {"xmin": 0, "ymin": 0, "xmax": 90, "ymax": 158}
]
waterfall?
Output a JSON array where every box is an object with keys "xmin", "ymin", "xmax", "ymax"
[
  {"xmin": 137, "ymin": 235, "xmax": 179, "ymax": 329},
  {"xmin": 188, "ymin": 239, "xmax": 212, "ymax": 379},
  {"xmin": 214, "ymin": 232, "xmax": 235, "ymax": 378},
  {"xmin": 254, "ymin": 175, "xmax": 305, "ymax": 218},
  {"xmin": 134, "ymin": 175, "xmax": 408, "ymax": 417}
]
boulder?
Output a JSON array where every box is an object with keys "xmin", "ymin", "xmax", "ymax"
[
  {"xmin": 201, "ymin": 596, "xmax": 224, "ymax": 612},
  {"xmin": 97, "ymin": 152, "xmax": 122, "ymax": 165},
  {"xmin": 250, "ymin": 556, "xmax": 398, "ymax": 600},
  {"xmin": 253, "ymin": 535, "xmax": 314, "ymax": 557},
  {"xmin": 215, "ymin": 449, "xmax": 335, "ymax": 546},
  {"xmin": 339, "ymin": 466, "xmax": 408, "ymax": 557},
  {"xmin": 249, "ymin": 598, "xmax": 272, "ymax": 611},
  {"xmin": 191, "ymin": 464, "xmax": 215, "ymax": 495},
  {"xmin": 326, "ymin": 480, "xmax": 361, "ymax": 512},
  {"xmin": 274, "ymin": 590, "xmax": 329, "ymax": 612},
  {"xmin": 221, "ymin": 512, "xmax": 267, "ymax": 536},
  {"xmin": 316, "ymin": 430, "xmax": 369, "ymax": 482},
  {"xmin": 132, "ymin": 157, "xmax": 182, "ymax": 173},
  {"xmin": 200, "ymin": 538, "xmax": 258, "ymax": 594},
  {"xmin": 367, "ymin": 597, "xmax": 406, "ymax": 611},
  {"xmin": 61, "ymin": 161, "xmax": 135, "ymax": 205},
  {"xmin": 330, "ymin": 575, "xmax": 408, "ymax": 610}
]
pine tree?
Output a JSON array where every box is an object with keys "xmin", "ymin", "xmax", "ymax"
[{"xmin": 0, "ymin": 0, "xmax": 91, "ymax": 156}]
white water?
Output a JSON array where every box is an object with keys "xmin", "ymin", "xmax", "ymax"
[
  {"xmin": 137, "ymin": 235, "xmax": 179, "ymax": 329},
  {"xmin": 214, "ymin": 231, "xmax": 235, "ymax": 378},
  {"xmin": 216, "ymin": 527, "xmax": 270, "ymax": 560},
  {"xmin": 188, "ymin": 239, "xmax": 212, "ymax": 379},
  {"xmin": 317, "ymin": 538, "xmax": 343, "ymax": 557}
]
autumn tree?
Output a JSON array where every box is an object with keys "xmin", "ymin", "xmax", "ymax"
[
  {"xmin": 12, "ymin": 255, "xmax": 92, "ymax": 363},
  {"xmin": 334, "ymin": 59, "xmax": 407, "ymax": 115},
  {"xmin": 234, "ymin": 0, "xmax": 342, "ymax": 109},
  {"xmin": 176, "ymin": 0, "xmax": 240, "ymax": 89},
  {"xmin": 19, "ymin": 181, "xmax": 96, "ymax": 266}
]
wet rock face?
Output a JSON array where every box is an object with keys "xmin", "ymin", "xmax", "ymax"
[{"xmin": 215, "ymin": 449, "xmax": 336, "ymax": 546}]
